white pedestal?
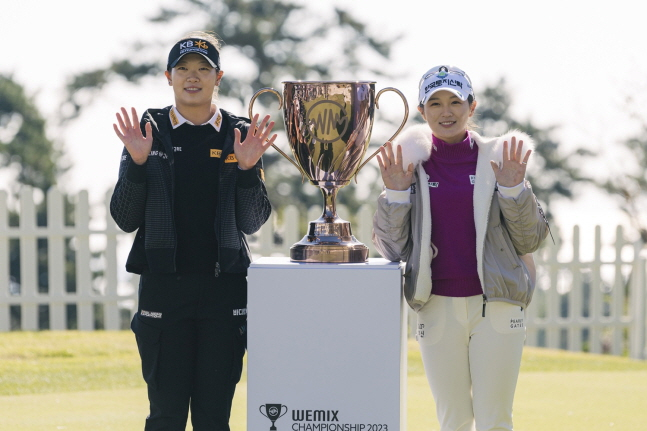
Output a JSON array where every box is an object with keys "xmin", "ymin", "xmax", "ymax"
[{"xmin": 247, "ymin": 257, "xmax": 406, "ymax": 431}]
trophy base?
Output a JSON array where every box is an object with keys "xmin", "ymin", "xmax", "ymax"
[
  {"xmin": 289, "ymin": 219, "xmax": 369, "ymax": 263},
  {"xmin": 290, "ymin": 242, "xmax": 369, "ymax": 263}
]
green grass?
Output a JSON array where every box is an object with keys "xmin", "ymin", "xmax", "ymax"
[
  {"xmin": 0, "ymin": 331, "xmax": 141, "ymax": 395},
  {"xmin": 1, "ymin": 332, "xmax": 646, "ymax": 430}
]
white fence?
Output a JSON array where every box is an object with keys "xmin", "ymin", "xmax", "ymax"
[
  {"xmin": 529, "ymin": 226, "xmax": 646, "ymax": 358},
  {"xmin": 0, "ymin": 188, "xmax": 134, "ymax": 331},
  {"xmin": 1, "ymin": 187, "xmax": 646, "ymax": 359}
]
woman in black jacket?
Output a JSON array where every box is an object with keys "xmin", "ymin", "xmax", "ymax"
[{"xmin": 111, "ymin": 30, "xmax": 276, "ymax": 431}]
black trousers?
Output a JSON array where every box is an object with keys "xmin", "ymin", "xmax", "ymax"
[{"xmin": 132, "ymin": 271, "xmax": 247, "ymax": 431}]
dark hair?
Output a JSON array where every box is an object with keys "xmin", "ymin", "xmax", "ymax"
[{"xmin": 467, "ymin": 96, "xmax": 478, "ymax": 130}]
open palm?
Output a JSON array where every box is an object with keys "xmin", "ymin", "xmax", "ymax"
[
  {"xmin": 490, "ymin": 136, "xmax": 531, "ymax": 187},
  {"xmin": 113, "ymin": 107, "xmax": 152, "ymax": 166},
  {"xmin": 234, "ymin": 114, "xmax": 277, "ymax": 170},
  {"xmin": 377, "ymin": 141, "xmax": 414, "ymax": 191}
]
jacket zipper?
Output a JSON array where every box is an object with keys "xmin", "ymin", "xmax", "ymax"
[
  {"xmin": 482, "ymin": 294, "xmax": 488, "ymax": 317},
  {"xmin": 214, "ymin": 140, "xmax": 228, "ymax": 279},
  {"xmin": 153, "ymin": 118, "xmax": 178, "ymax": 273}
]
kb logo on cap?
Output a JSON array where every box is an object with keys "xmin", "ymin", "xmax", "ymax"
[{"xmin": 180, "ymin": 40, "xmax": 209, "ymax": 50}]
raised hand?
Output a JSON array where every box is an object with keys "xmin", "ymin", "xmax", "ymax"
[
  {"xmin": 234, "ymin": 114, "xmax": 277, "ymax": 170},
  {"xmin": 376, "ymin": 141, "xmax": 414, "ymax": 191},
  {"xmin": 113, "ymin": 107, "xmax": 152, "ymax": 165},
  {"xmin": 490, "ymin": 136, "xmax": 531, "ymax": 187}
]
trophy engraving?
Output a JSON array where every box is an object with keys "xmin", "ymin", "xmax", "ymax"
[
  {"xmin": 259, "ymin": 403, "xmax": 288, "ymax": 431},
  {"xmin": 249, "ymin": 81, "xmax": 408, "ymax": 263}
]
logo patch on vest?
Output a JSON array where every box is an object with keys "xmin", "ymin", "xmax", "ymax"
[
  {"xmin": 510, "ymin": 318, "xmax": 524, "ymax": 329},
  {"xmin": 141, "ymin": 310, "xmax": 162, "ymax": 319}
]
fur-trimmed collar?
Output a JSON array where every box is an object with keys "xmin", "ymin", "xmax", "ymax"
[
  {"xmin": 393, "ymin": 123, "xmax": 535, "ymax": 168},
  {"xmin": 392, "ymin": 123, "xmax": 536, "ymax": 299}
]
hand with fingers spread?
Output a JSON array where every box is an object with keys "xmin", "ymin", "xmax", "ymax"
[
  {"xmin": 113, "ymin": 107, "xmax": 152, "ymax": 166},
  {"xmin": 377, "ymin": 141, "xmax": 414, "ymax": 191},
  {"xmin": 490, "ymin": 136, "xmax": 531, "ymax": 187},
  {"xmin": 234, "ymin": 114, "xmax": 278, "ymax": 170}
]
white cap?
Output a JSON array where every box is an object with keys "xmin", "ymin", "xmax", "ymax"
[{"xmin": 418, "ymin": 65, "xmax": 474, "ymax": 105}]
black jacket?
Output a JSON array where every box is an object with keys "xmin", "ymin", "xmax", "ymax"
[{"xmin": 110, "ymin": 106, "xmax": 271, "ymax": 275}]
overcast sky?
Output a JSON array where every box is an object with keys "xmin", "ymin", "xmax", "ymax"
[{"xmin": 2, "ymin": 0, "xmax": 645, "ymax": 253}]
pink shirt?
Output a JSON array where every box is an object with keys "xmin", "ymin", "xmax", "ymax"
[{"xmin": 423, "ymin": 132, "xmax": 483, "ymax": 297}]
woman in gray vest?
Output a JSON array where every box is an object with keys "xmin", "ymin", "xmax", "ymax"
[{"xmin": 373, "ymin": 65, "xmax": 550, "ymax": 431}]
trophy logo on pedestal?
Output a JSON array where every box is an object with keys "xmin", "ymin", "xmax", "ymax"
[
  {"xmin": 259, "ymin": 403, "xmax": 288, "ymax": 431},
  {"xmin": 249, "ymin": 81, "xmax": 408, "ymax": 263}
]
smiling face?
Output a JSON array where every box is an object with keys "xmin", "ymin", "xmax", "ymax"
[
  {"xmin": 418, "ymin": 90, "xmax": 476, "ymax": 144},
  {"xmin": 164, "ymin": 53, "xmax": 223, "ymax": 112}
]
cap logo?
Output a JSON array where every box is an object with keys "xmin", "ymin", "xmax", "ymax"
[
  {"xmin": 179, "ymin": 40, "xmax": 208, "ymax": 50},
  {"xmin": 179, "ymin": 39, "xmax": 210, "ymax": 57},
  {"xmin": 425, "ymin": 78, "xmax": 463, "ymax": 94}
]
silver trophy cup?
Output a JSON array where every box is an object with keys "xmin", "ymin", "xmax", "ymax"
[{"xmin": 249, "ymin": 81, "xmax": 408, "ymax": 263}]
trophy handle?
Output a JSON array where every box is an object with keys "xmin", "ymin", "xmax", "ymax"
[
  {"xmin": 248, "ymin": 87, "xmax": 307, "ymax": 176},
  {"xmin": 354, "ymin": 87, "xmax": 409, "ymax": 176},
  {"xmin": 279, "ymin": 405, "xmax": 288, "ymax": 418},
  {"xmin": 259, "ymin": 405, "xmax": 268, "ymax": 418}
]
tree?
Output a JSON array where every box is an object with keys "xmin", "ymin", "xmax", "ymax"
[
  {"xmin": 597, "ymin": 99, "xmax": 647, "ymax": 244},
  {"xmin": 1, "ymin": 74, "xmax": 69, "ymax": 232},
  {"xmin": 473, "ymin": 78, "xmax": 595, "ymax": 218},
  {"xmin": 0, "ymin": 74, "xmax": 66, "ymax": 194}
]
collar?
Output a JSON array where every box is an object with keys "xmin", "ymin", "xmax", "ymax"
[
  {"xmin": 169, "ymin": 105, "xmax": 223, "ymax": 131},
  {"xmin": 428, "ymin": 131, "xmax": 476, "ymax": 161},
  {"xmin": 431, "ymin": 130, "xmax": 472, "ymax": 149}
]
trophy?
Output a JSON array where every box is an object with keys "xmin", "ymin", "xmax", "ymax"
[
  {"xmin": 249, "ymin": 81, "xmax": 408, "ymax": 263},
  {"xmin": 259, "ymin": 403, "xmax": 288, "ymax": 431}
]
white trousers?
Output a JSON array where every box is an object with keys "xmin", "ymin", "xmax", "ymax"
[{"xmin": 416, "ymin": 295, "xmax": 526, "ymax": 431}]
